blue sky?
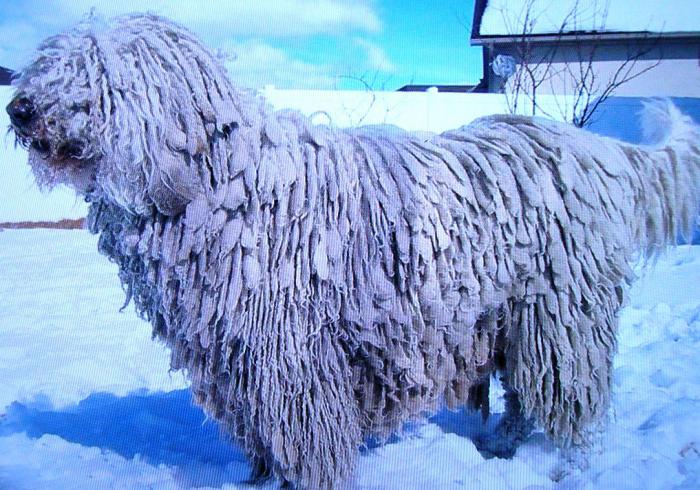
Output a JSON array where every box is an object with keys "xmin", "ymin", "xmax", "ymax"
[{"xmin": 0, "ymin": 0, "xmax": 483, "ymax": 90}]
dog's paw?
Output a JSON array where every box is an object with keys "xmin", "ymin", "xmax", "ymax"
[
  {"xmin": 243, "ymin": 457, "xmax": 294, "ymax": 488},
  {"xmin": 474, "ymin": 432, "xmax": 519, "ymax": 459}
]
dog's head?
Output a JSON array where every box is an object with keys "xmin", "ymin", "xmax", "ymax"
[{"xmin": 7, "ymin": 14, "xmax": 256, "ymax": 216}]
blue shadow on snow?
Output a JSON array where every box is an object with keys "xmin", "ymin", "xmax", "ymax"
[
  {"xmin": 0, "ymin": 389, "xmax": 251, "ymax": 487},
  {"xmin": 1, "ymin": 388, "xmax": 502, "ymax": 480}
]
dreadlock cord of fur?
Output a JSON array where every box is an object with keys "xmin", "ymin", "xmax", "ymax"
[{"xmin": 14, "ymin": 14, "xmax": 700, "ymax": 490}]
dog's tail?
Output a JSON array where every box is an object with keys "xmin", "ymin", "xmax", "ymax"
[{"xmin": 632, "ymin": 100, "xmax": 700, "ymax": 255}]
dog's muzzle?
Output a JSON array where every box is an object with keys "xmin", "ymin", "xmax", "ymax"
[{"xmin": 6, "ymin": 96, "xmax": 53, "ymax": 155}]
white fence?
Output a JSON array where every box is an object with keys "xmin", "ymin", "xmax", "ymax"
[
  {"xmin": 1, "ymin": 86, "xmax": 569, "ymax": 223},
  {"xmin": 262, "ymin": 87, "xmax": 569, "ymax": 131}
]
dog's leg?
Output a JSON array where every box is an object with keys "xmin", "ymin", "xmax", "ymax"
[
  {"xmin": 475, "ymin": 376, "xmax": 535, "ymax": 458},
  {"xmin": 244, "ymin": 455, "xmax": 274, "ymax": 485},
  {"xmin": 242, "ymin": 305, "xmax": 363, "ymax": 490},
  {"xmin": 242, "ymin": 455, "xmax": 294, "ymax": 487},
  {"xmin": 503, "ymin": 292, "xmax": 617, "ymax": 447}
]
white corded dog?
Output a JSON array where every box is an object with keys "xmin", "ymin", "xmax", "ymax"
[{"xmin": 7, "ymin": 14, "xmax": 700, "ymax": 489}]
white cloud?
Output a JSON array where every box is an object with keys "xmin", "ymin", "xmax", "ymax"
[
  {"xmin": 222, "ymin": 40, "xmax": 339, "ymax": 89},
  {"xmin": 0, "ymin": 0, "xmax": 383, "ymax": 89},
  {"xmin": 180, "ymin": 0, "xmax": 380, "ymax": 38},
  {"xmin": 354, "ymin": 38, "xmax": 397, "ymax": 73},
  {"xmin": 35, "ymin": 0, "xmax": 381, "ymax": 39}
]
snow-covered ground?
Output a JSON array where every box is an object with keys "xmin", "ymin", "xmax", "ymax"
[
  {"xmin": 1, "ymin": 229, "xmax": 699, "ymax": 489},
  {"xmin": 2, "ymin": 84, "xmax": 700, "ymax": 489}
]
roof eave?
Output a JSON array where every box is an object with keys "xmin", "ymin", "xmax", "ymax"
[
  {"xmin": 471, "ymin": 0, "xmax": 489, "ymax": 43},
  {"xmin": 471, "ymin": 30, "xmax": 700, "ymax": 46}
]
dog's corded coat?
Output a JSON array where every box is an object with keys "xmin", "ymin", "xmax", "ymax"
[{"xmin": 12, "ymin": 15, "xmax": 700, "ymax": 489}]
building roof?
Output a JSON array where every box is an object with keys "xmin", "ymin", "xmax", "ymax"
[
  {"xmin": 397, "ymin": 84, "xmax": 484, "ymax": 93},
  {"xmin": 0, "ymin": 67, "xmax": 13, "ymax": 85},
  {"xmin": 472, "ymin": 0, "xmax": 700, "ymax": 44}
]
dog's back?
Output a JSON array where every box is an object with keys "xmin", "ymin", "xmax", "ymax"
[
  {"xmin": 430, "ymin": 103, "xmax": 700, "ymax": 444},
  {"xmin": 340, "ymin": 103, "xmax": 700, "ymax": 446}
]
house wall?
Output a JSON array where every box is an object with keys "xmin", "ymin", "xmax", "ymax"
[{"xmin": 489, "ymin": 39, "xmax": 700, "ymax": 97}]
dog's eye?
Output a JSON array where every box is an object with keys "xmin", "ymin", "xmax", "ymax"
[
  {"xmin": 70, "ymin": 102, "xmax": 91, "ymax": 114},
  {"xmin": 57, "ymin": 139, "xmax": 84, "ymax": 159},
  {"xmin": 32, "ymin": 139, "xmax": 51, "ymax": 154},
  {"xmin": 221, "ymin": 122, "xmax": 238, "ymax": 138}
]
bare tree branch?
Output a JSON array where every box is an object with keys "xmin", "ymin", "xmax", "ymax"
[
  {"xmin": 336, "ymin": 72, "xmax": 401, "ymax": 126},
  {"xmin": 497, "ymin": 0, "xmax": 662, "ymax": 127}
]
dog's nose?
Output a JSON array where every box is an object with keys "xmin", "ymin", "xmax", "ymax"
[{"xmin": 6, "ymin": 96, "xmax": 36, "ymax": 128}]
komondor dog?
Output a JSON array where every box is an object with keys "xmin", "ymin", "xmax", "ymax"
[{"xmin": 7, "ymin": 14, "xmax": 700, "ymax": 489}]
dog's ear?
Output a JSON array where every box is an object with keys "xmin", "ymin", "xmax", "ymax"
[
  {"xmin": 94, "ymin": 16, "xmax": 252, "ymax": 216},
  {"xmin": 146, "ymin": 153, "xmax": 201, "ymax": 216}
]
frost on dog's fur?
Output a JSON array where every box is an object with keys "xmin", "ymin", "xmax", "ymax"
[{"xmin": 11, "ymin": 14, "xmax": 700, "ymax": 489}]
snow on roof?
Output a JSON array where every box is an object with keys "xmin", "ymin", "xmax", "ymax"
[{"xmin": 479, "ymin": 0, "xmax": 700, "ymax": 37}]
